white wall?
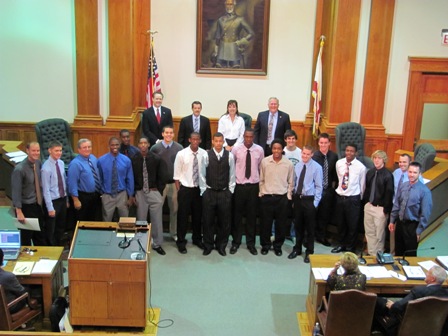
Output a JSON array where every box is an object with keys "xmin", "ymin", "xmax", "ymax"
[
  {"xmin": 383, "ymin": 0, "xmax": 448, "ymax": 134},
  {"xmin": 0, "ymin": 0, "xmax": 76, "ymax": 123},
  {"xmin": 150, "ymin": 0, "xmax": 316, "ymax": 120}
]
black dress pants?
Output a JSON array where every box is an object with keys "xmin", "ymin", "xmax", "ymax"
[
  {"xmin": 202, "ymin": 189, "xmax": 232, "ymax": 250},
  {"xmin": 232, "ymin": 184, "xmax": 259, "ymax": 248},
  {"xmin": 335, "ymin": 194, "xmax": 361, "ymax": 251},
  {"xmin": 260, "ymin": 194, "xmax": 288, "ymax": 249},
  {"xmin": 177, "ymin": 186, "xmax": 202, "ymax": 249},
  {"xmin": 294, "ymin": 196, "xmax": 317, "ymax": 254},
  {"xmin": 20, "ymin": 203, "xmax": 46, "ymax": 246}
]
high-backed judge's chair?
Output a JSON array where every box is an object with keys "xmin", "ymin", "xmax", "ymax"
[
  {"xmin": 239, "ymin": 112, "xmax": 253, "ymax": 129},
  {"xmin": 413, "ymin": 142, "xmax": 436, "ymax": 173},
  {"xmin": 335, "ymin": 122, "xmax": 374, "ymax": 169},
  {"xmin": 35, "ymin": 118, "xmax": 76, "ymax": 167},
  {"xmin": 317, "ymin": 289, "xmax": 377, "ymax": 336},
  {"xmin": 0, "ymin": 285, "xmax": 41, "ymax": 331}
]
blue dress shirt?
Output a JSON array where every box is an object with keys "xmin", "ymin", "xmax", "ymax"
[
  {"xmin": 392, "ymin": 168, "xmax": 424, "ymax": 202},
  {"xmin": 390, "ymin": 180, "xmax": 433, "ymax": 235},
  {"xmin": 294, "ymin": 159, "xmax": 323, "ymax": 208},
  {"xmin": 41, "ymin": 157, "xmax": 67, "ymax": 211},
  {"xmin": 97, "ymin": 153, "xmax": 134, "ymax": 196},
  {"xmin": 67, "ymin": 154, "xmax": 100, "ymax": 196}
]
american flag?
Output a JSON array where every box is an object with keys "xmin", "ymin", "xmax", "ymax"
[
  {"xmin": 312, "ymin": 39, "xmax": 324, "ymax": 137},
  {"xmin": 146, "ymin": 45, "xmax": 162, "ymax": 108}
]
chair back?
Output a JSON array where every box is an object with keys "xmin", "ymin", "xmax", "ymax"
[
  {"xmin": 335, "ymin": 122, "xmax": 374, "ymax": 168},
  {"xmin": 35, "ymin": 118, "xmax": 76, "ymax": 167},
  {"xmin": 0, "ymin": 285, "xmax": 12, "ymax": 330},
  {"xmin": 318, "ymin": 289, "xmax": 377, "ymax": 336},
  {"xmin": 239, "ymin": 112, "xmax": 253, "ymax": 129},
  {"xmin": 414, "ymin": 143, "xmax": 436, "ymax": 172},
  {"xmin": 397, "ymin": 296, "xmax": 448, "ymax": 336}
]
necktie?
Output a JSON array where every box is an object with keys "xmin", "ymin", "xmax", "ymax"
[
  {"xmin": 245, "ymin": 149, "xmax": 251, "ymax": 179},
  {"xmin": 88, "ymin": 158, "xmax": 101, "ymax": 193},
  {"xmin": 156, "ymin": 107, "xmax": 161, "ymax": 124},
  {"xmin": 33, "ymin": 163, "xmax": 42, "ymax": 206},
  {"xmin": 400, "ymin": 172, "xmax": 405, "ymax": 185},
  {"xmin": 55, "ymin": 161, "xmax": 65, "ymax": 198},
  {"xmin": 143, "ymin": 157, "xmax": 149, "ymax": 193},
  {"xmin": 323, "ymin": 154, "xmax": 328, "ymax": 189},
  {"xmin": 267, "ymin": 114, "xmax": 274, "ymax": 143},
  {"xmin": 296, "ymin": 164, "xmax": 306, "ymax": 195},
  {"xmin": 194, "ymin": 117, "xmax": 199, "ymax": 133},
  {"xmin": 399, "ymin": 184, "xmax": 411, "ymax": 221},
  {"xmin": 111, "ymin": 158, "xmax": 118, "ymax": 196},
  {"xmin": 369, "ymin": 170, "xmax": 378, "ymax": 203},
  {"xmin": 193, "ymin": 152, "xmax": 199, "ymax": 187},
  {"xmin": 341, "ymin": 162, "xmax": 350, "ymax": 190}
]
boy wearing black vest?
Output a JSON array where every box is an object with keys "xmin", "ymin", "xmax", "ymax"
[{"xmin": 199, "ymin": 132, "xmax": 236, "ymax": 256}]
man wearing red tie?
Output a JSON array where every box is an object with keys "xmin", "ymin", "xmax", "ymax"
[
  {"xmin": 142, "ymin": 92, "xmax": 173, "ymax": 148},
  {"xmin": 331, "ymin": 143, "xmax": 366, "ymax": 254}
]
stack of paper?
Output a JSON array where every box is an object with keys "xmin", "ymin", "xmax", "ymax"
[
  {"xmin": 32, "ymin": 259, "xmax": 58, "ymax": 274},
  {"xmin": 12, "ymin": 261, "xmax": 35, "ymax": 275},
  {"xmin": 403, "ymin": 266, "xmax": 426, "ymax": 280}
]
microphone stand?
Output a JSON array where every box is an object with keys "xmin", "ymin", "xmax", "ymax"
[{"xmin": 397, "ymin": 247, "xmax": 435, "ymax": 266}]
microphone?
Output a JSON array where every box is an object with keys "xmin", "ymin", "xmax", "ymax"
[
  {"xmin": 398, "ymin": 247, "xmax": 435, "ymax": 266},
  {"xmin": 358, "ymin": 250, "xmax": 366, "ymax": 265},
  {"xmin": 137, "ymin": 239, "xmax": 146, "ymax": 254},
  {"xmin": 118, "ymin": 233, "xmax": 131, "ymax": 249}
]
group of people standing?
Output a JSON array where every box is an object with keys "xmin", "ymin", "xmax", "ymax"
[{"xmin": 11, "ymin": 92, "xmax": 433, "ymax": 264}]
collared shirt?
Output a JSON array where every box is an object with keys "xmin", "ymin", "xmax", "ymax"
[
  {"xmin": 191, "ymin": 115, "xmax": 201, "ymax": 131},
  {"xmin": 390, "ymin": 181, "xmax": 433, "ymax": 235},
  {"xmin": 173, "ymin": 146, "xmax": 207, "ymax": 188},
  {"xmin": 259, "ymin": 155, "xmax": 294, "ymax": 200},
  {"xmin": 393, "ymin": 168, "xmax": 424, "ymax": 203},
  {"xmin": 231, "ymin": 143, "xmax": 264, "ymax": 184},
  {"xmin": 119, "ymin": 144, "xmax": 139, "ymax": 158},
  {"xmin": 97, "ymin": 153, "xmax": 134, "ymax": 196},
  {"xmin": 11, "ymin": 158, "xmax": 42, "ymax": 208},
  {"xmin": 152, "ymin": 105, "xmax": 161, "ymax": 117},
  {"xmin": 67, "ymin": 154, "xmax": 100, "ymax": 196},
  {"xmin": 41, "ymin": 157, "xmax": 67, "ymax": 211},
  {"xmin": 335, "ymin": 157, "xmax": 366, "ymax": 197},
  {"xmin": 284, "ymin": 147, "xmax": 302, "ymax": 167},
  {"xmin": 294, "ymin": 159, "xmax": 323, "ymax": 208},
  {"xmin": 266, "ymin": 112, "xmax": 278, "ymax": 144},
  {"xmin": 312, "ymin": 149, "xmax": 339, "ymax": 189},
  {"xmin": 199, "ymin": 148, "xmax": 236, "ymax": 195},
  {"xmin": 217, "ymin": 114, "xmax": 245, "ymax": 147}
]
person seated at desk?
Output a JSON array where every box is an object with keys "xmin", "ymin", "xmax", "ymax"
[
  {"xmin": 374, "ymin": 265, "xmax": 448, "ymax": 335},
  {"xmin": 327, "ymin": 252, "xmax": 367, "ymax": 291},
  {"xmin": 0, "ymin": 248, "xmax": 27, "ymax": 313}
]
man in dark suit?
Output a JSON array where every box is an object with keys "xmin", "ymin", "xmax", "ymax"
[
  {"xmin": 254, "ymin": 97, "xmax": 291, "ymax": 156},
  {"xmin": 142, "ymin": 92, "xmax": 173, "ymax": 147},
  {"xmin": 177, "ymin": 101, "xmax": 212, "ymax": 150},
  {"xmin": 375, "ymin": 265, "xmax": 448, "ymax": 335}
]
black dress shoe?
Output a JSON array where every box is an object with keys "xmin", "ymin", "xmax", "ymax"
[
  {"xmin": 304, "ymin": 253, "xmax": 310, "ymax": 263},
  {"xmin": 153, "ymin": 246, "xmax": 166, "ymax": 255},
  {"xmin": 317, "ymin": 238, "xmax": 331, "ymax": 247},
  {"xmin": 288, "ymin": 250, "xmax": 301, "ymax": 259},
  {"xmin": 178, "ymin": 246, "xmax": 187, "ymax": 254},
  {"xmin": 248, "ymin": 246, "xmax": 258, "ymax": 255},
  {"xmin": 217, "ymin": 248, "xmax": 227, "ymax": 256},
  {"xmin": 203, "ymin": 249, "xmax": 212, "ymax": 256},
  {"xmin": 230, "ymin": 246, "xmax": 238, "ymax": 254},
  {"xmin": 274, "ymin": 249, "xmax": 282, "ymax": 257},
  {"xmin": 261, "ymin": 247, "xmax": 269, "ymax": 255},
  {"xmin": 193, "ymin": 241, "xmax": 205, "ymax": 250},
  {"xmin": 331, "ymin": 246, "xmax": 347, "ymax": 253}
]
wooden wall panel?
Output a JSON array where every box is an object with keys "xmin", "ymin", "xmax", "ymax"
[
  {"xmin": 360, "ymin": 0, "xmax": 394, "ymax": 126},
  {"xmin": 74, "ymin": 0, "xmax": 100, "ymax": 120}
]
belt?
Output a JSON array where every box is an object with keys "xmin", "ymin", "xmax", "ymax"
[
  {"xmin": 79, "ymin": 191, "xmax": 100, "ymax": 196},
  {"xmin": 336, "ymin": 194, "xmax": 360, "ymax": 199},
  {"xmin": 181, "ymin": 185, "xmax": 199, "ymax": 189},
  {"xmin": 237, "ymin": 183, "xmax": 258, "ymax": 186},
  {"xmin": 294, "ymin": 195, "xmax": 314, "ymax": 200},
  {"xmin": 208, "ymin": 187, "xmax": 228, "ymax": 191},
  {"xmin": 263, "ymin": 193, "xmax": 286, "ymax": 197}
]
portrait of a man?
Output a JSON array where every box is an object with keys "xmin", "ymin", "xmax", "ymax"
[{"xmin": 197, "ymin": 0, "xmax": 270, "ymax": 75}]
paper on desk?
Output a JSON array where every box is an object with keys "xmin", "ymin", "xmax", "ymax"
[
  {"xmin": 13, "ymin": 218, "xmax": 41, "ymax": 231},
  {"xmin": 388, "ymin": 270, "xmax": 407, "ymax": 281},
  {"xmin": 312, "ymin": 267, "xmax": 344, "ymax": 280},
  {"xmin": 116, "ymin": 232, "xmax": 135, "ymax": 238},
  {"xmin": 32, "ymin": 259, "xmax": 57, "ymax": 274},
  {"xmin": 6, "ymin": 150, "xmax": 27, "ymax": 158},
  {"xmin": 360, "ymin": 266, "xmax": 392, "ymax": 278},
  {"xmin": 10, "ymin": 155, "xmax": 28, "ymax": 163},
  {"xmin": 13, "ymin": 261, "xmax": 35, "ymax": 275},
  {"xmin": 418, "ymin": 260, "xmax": 438, "ymax": 271}
]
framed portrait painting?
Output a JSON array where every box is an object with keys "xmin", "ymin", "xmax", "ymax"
[{"xmin": 196, "ymin": 0, "xmax": 270, "ymax": 76}]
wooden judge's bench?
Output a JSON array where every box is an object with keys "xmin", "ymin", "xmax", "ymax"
[{"xmin": 68, "ymin": 221, "xmax": 151, "ymax": 328}]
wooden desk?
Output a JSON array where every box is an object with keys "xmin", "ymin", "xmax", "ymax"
[
  {"xmin": 3, "ymin": 246, "xmax": 64, "ymax": 325},
  {"xmin": 306, "ymin": 255, "xmax": 435, "ymax": 329}
]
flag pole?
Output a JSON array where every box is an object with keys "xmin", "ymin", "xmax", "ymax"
[
  {"xmin": 312, "ymin": 35, "xmax": 325, "ymax": 138},
  {"xmin": 146, "ymin": 30, "xmax": 158, "ymax": 108}
]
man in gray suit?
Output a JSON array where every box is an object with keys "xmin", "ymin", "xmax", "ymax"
[{"xmin": 254, "ymin": 97, "xmax": 291, "ymax": 156}]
